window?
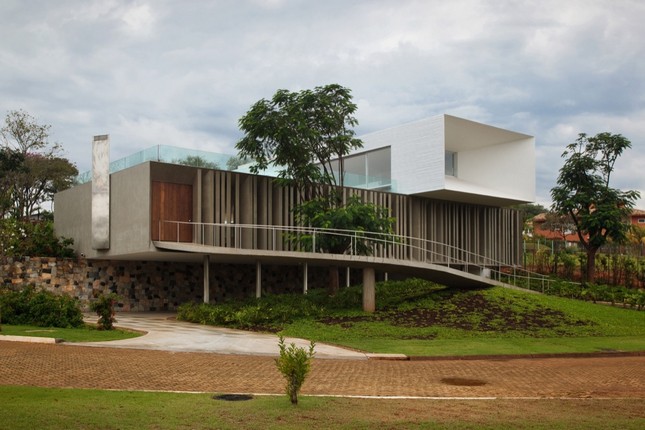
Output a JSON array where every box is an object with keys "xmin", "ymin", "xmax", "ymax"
[
  {"xmin": 330, "ymin": 147, "xmax": 391, "ymax": 190},
  {"xmin": 445, "ymin": 151, "xmax": 457, "ymax": 176},
  {"xmin": 638, "ymin": 218, "xmax": 645, "ymax": 223}
]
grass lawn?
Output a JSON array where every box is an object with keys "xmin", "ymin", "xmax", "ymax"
[
  {"xmin": 180, "ymin": 279, "xmax": 645, "ymax": 357},
  {"xmin": 1, "ymin": 386, "xmax": 643, "ymax": 430},
  {"xmin": 0, "ymin": 324, "xmax": 141, "ymax": 342},
  {"xmin": 281, "ymin": 286, "xmax": 645, "ymax": 356}
]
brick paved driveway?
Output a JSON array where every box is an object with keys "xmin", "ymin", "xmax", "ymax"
[{"xmin": 1, "ymin": 342, "xmax": 644, "ymax": 398}]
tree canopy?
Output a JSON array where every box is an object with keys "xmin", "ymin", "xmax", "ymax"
[
  {"xmin": 236, "ymin": 84, "xmax": 395, "ymax": 295},
  {"xmin": 550, "ymin": 132, "xmax": 640, "ymax": 283},
  {"xmin": 235, "ymin": 84, "xmax": 363, "ymax": 200},
  {"xmin": 1, "ymin": 110, "xmax": 77, "ymax": 220}
]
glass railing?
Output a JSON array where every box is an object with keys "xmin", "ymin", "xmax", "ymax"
[
  {"xmin": 76, "ymin": 145, "xmax": 236, "ymax": 184},
  {"xmin": 337, "ymin": 171, "xmax": 396, "ymax": 192},
  {"xmin": 77, "ymin": 145, "xmax": 396, "ymax": 192}
]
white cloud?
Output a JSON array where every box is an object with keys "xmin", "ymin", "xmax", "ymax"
[
  {"xmin": 120, "ymin": 3, "xmax": 156, "ymax": 37},
  {"xmin": 0, "ymin": 0, "xmax": 644, "ymax": 208}
]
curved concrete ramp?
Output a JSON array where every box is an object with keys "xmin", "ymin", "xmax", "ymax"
[{"xmin": 153, "ymin": 241, "xmax": 503, "ymax": 289}]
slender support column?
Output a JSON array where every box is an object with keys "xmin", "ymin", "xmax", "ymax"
[
  {"xmin": 346, "ymin": 267, "xmax": 351, "ymax": 287},
  {"xmin": 203, "ymin": 255, "xmax": 210, "ymax": 303},
  {"xmin": 384, "ymin": 272, "xmax": 388, "ymax": 281},
  {"xmin": 362, "ymin": 267, "xmax": 375, "ymax": 312},
  {"xmin": 255, "ymin": 261, "xmax": 262, "ymax": 298},
  {"xmin": 303, "ymin": 263, "xmax": 308, "ymax": 295}
]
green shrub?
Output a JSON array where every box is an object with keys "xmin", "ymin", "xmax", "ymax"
[
  {"xmin": 275, "ymin": 336, "xmax": 315, "ymax": 405},
  {"xmin": 89, "ymin": 293, "xmax": 119, "ymax": 330},
  {"xmin": 0, "ymin": 286, "xmax": 83, "ymax": 328},
  {"xmin": 177, "ymin": 294, "xmax": 326, "ymax": 330},
  {"xmin": 0, "ymin": 219, "xmax": 75, "ymax": 258}
]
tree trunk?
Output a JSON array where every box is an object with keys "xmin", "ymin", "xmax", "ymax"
[
  {"xmin": 586, "ymin": 247, "xmax": 599, "ymax": 284},
  {"xmin": 328, "ymin": 265, "xmax": 339, "ymax": 296}
]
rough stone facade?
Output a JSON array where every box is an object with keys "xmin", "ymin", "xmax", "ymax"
[{"xmin": 1, "ymin": 257, "xmax": 358, "ymax": 311}]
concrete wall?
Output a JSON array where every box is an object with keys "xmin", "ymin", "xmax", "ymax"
[
  {"xmin": 356, "ymin": 114, "xmax": 535, "ymax": 205},
  {"xmin": 457, "ymin": 137, "xmax": 535, "ymax": 203},
  {"xmin": 54, "ymin": 163, "xmax": 153, "ymax": 259},
  {"xmin": 360, "ymin": 115, "xmax": 445, "ymax": 195}
]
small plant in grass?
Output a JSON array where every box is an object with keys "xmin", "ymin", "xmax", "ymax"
[
  {"xmin": 275, "ymin": 335, "xmax": 315, "ymax": 405},
  {"xmin": 90, "ymin": 293, "xmax": 119, "ymax": 330}
]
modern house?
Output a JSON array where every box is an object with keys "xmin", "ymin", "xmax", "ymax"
[{"xmin": 53, "ymin": 114, "xmax": 535, "ymax": 311}]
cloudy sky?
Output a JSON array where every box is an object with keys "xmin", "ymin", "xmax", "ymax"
[{"xmin": 1, "ymin": 0, "xmax": 644, "ymax": 207}]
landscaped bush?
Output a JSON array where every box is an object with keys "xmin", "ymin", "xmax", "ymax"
[
  {"xmin": 178, "ymin": 280, "xmax": 455, "ymax": 331},
  {"xmin": 89, "ymin": 293, "xmax": 120, "ymax": 330},
  {"xmin": 0, "ymin": 286, "xmax": 84, "ymax": 328},
  {"xmin": 0, "ymin": 219, "xmax": 75, "ymax": 258},
  {"xmin": 177, "ymin": 294, "xmax": 327, "ymax": 330}
]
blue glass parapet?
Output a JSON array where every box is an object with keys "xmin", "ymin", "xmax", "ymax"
[
  {"xmin": 76, "ymin": 145, "xmax": 235, "ymax": 184},
  {"xmin": 77, "ymin": 145, "xmax": 396, "ymax": 192},
  {"xmin": 342, "ymin": 171, "xmax": 395, "ymax": 192}
]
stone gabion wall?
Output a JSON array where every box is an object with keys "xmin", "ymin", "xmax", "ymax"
[{"xmin": 0, "ymin": 256, "xmax": 346, "ymax": 311}]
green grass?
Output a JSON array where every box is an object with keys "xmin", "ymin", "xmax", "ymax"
[
  {"xmin": 0, "ymin": 324, "xmax": 141, "ymax": 342},
  {"xmin": 1, "ymin": 386, "xmax": 643, "ymax": 430},
  {"xmin": 280, "ymin": 284, "xmax": 645, "ymax": 356},
  {"xmin": 180, "ymin": 278, "xmax": 645, "ymax": 357}
]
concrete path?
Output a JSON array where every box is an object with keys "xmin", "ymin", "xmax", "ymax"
[{"xmin": 78, "ymin": 312, "xmax": 367, "ymax": 360}]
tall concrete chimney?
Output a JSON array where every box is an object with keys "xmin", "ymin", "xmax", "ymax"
[{"xmin": 91, "ymin": 135, "xmax": 110, "ymax": 250}]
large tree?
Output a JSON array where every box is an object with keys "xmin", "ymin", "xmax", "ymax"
[
  {"xmin": 1, "ymin": 110, "xmax": 77, "ymax": 220},
  {"xmin": 550, "ymin": 132, "xmax": 640, "ymax": 283},
  {"xmin": 236, "ymin": 84, "xmax": 363, "ymax": 201},
  {"xmin": 236, "ymin": 85, "xmax": 394, "ymax": 295}
]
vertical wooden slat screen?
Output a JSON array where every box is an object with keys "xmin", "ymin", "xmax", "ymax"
[{"xmin": 183, "ymin": 168, "xmax": 521, "ymax": 267}]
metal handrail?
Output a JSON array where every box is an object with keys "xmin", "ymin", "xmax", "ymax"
[{"xmin": 155, "ymin": 220, "xmax": 553, "ymax": 290}]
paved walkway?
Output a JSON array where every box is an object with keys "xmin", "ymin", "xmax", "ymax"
[
  {"xmin": 1, "ymin": 313, "xmax": 644, "ymax": 398},
  {"xmin": 76, "ymin": 313, "xmax": 367, "ymax": 359}
]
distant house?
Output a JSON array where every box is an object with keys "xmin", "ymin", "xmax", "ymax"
[
  {"xmin": 532, "ymin": 208, "xmax": 645, "ymax": 243},
  {"xmin": 531, "ymin": 213, "xmax": 580, "ymax": 244},
  {"xmin": 630, "ymin": 209, "xmax": 645, "ymax": 226}
]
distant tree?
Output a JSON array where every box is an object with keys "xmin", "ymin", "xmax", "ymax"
[
  {"xmin": 173, "ymin": 155, "xmax": 219, "ymax": 170},
  {"xmin": 1, "ymin": 109, "xmax": 56, "ymax": 155},
  {"xmin": 1, "ymin": 110, "xmax": 78, "ymax": 219},
  {"xmin": 539, "ymin": 211, "xmax": 577, "ymax": 242},
  {"xmin": 236, "ymin": 84, "xmax": 362, "ymax": 201},
  {"xmin": 551, "ymin": 132, "xmax": 640, "ymax": 283},
  {"xmin": 628, "ymin": 225, "xmax": 645, "ymax": 245},
  {"xmin": 0, "ymin": 147, "xmax": 25, "ymax": 218},
  {"xmin": 225, "ymin": 155, "xmax": 250, "ymax": 171},
  {"xmin": 514, "ymin": 203, "xmax": 548, "ymax": 224},
  {"xmin": 12, "ymin": 153, "xmax": 78, "ymax": 219}
]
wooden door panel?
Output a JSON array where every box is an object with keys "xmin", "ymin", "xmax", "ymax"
[{"xmin": 151, "ymin": 182, "xmax": 193, "ymax": 242}]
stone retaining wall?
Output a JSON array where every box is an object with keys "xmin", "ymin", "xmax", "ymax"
[{"xmin": 1, "ymin": 257, "xmax": 355, "ymax": 311}]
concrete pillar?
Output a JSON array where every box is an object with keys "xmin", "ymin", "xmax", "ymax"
[
  {"xmin": 346, "ymin": 267, "xmax": 351, "ymax": 287},
  {"xmin": 203, "ymin": 255, "xmax": 210, "ymax": 303},
  {"xmin": 303, "ymin": 263, "xmax": 308, "ymax": 295},
  {"xmin": 256, "ymin": 261, "xmax": 262, "ymax": 298},
  {"xmin": 362, "ymin": 267, "xmax": 375, "ymax": 312}
]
